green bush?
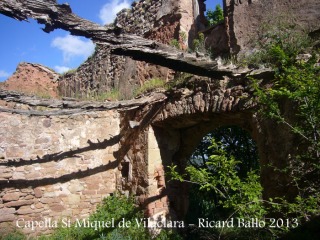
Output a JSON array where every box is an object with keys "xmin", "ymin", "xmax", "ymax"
[
  {"xmin": 0, "ymin": 232, "xmax": 25, "ymax": 240},
  {"xmin": 35, "ymin": 194, "xmax": 182, "ymax": 240},
  {"xmin": 48, "ymin": 194, "xmax": 148, "ymax": 240},
  {"xmin": 250, "ymin": 17, "xmax": 320, "ymax": 228},
  {"xmin": 170, "ymin": 39, "xmax": 180, "ymax": 50}
]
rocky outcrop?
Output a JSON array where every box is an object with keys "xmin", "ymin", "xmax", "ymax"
[{"xmin": 1, "ymin": 63, "xmax": 59, "ymax": 98}]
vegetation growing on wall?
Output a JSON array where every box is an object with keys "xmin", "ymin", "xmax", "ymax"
[
  {"xmin": 169, "ymin": 19, "xmax": 320, "ymax": 239},
  {"xmin": 250, "ymin": 19, "xmax": 320, "ymax": 224}
]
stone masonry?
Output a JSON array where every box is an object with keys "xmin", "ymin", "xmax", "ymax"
[
  {"xmin": 58, "ymin": 0, "xmax": 205, "ymax": 99},
  {"xmin": 0, "ymin": 103, "xmax": 120, "ymax": 236},
  {"xmin": 203, "ymin": 0, "xmax": 320, "ymax": 56}
]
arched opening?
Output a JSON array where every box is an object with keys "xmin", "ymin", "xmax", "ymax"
[{"xmin": 183, "ymin": 125, "xmax": 262, "ymax": 239}]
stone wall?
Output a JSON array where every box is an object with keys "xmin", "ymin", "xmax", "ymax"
[
  {"xmin": 2, "ymin": 63, "xmax": 59, "ymax": 98},
  {"xmin": 203, "ymin": 0, "xmax": 320, "ymax": 56},
  {"xmin": 58, "ymin": 0, "xmax": 204, "ymax": 99},
  {"xmin": 0, "ymin": 103, "xmax": 121, "ymax": 236},
  {"xmin": 58, "ymin": 0, "xmax": 168, "ymax": 99}
]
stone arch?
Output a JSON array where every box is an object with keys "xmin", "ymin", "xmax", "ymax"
[
  {"xmin": 150, "ymin": 111, "xmax": 255, "ymax": 219},
  {"xmin": 138, "ymin": 75, "xmax": 298, "ymax": 221}
]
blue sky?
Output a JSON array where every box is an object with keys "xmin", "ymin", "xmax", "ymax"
[{"xmin": 0, "ymin": 0, "xmax": 222, "ymax": 81}]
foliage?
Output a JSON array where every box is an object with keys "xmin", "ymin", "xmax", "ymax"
[
  {"xmin": 2, "ymin": 195, "xmax": 183, "ymax": 240},
  {"xmin": 192, "ymin": 33, "xmax": 205, "ymax": 53},
  {"xmin": 250, "ymin": 19, "xmax": 320, "ymax": 223},
  {"xmin": 94, "ymin": 88, "xmax": 121, "ymax": 101},
  {"xmin": 166, "ymin": 72, "xmax": 194, "ymax": 90},
  {"xmin": 168, "ymin": 134, "xmax": 271, "ymax": 239},
  {"xmin": 134, "ymin": 78, "xmax": 166, "ymax": 96},
  {"xmin": 206, "ymin": 4, "xmax": 224, "ymax": 26},
  {"xmin": 170, "ymin": 39, "xmax": 180, "ymax": 50},
  {"xmin": 0, "ymin": 231, "xmax": 25, "ymax": 240},
  {"xmin": 49, "ymin": 194, "xmax": 147, "ymax": 240},
  {"xmin": 169, "ymin": 137, "xmax": 264, "ymax": 220},
  {"xmin": 179, "ymin": 31, "xmax": 187, "ymax": 43},
  {"xmin": 190, "ymin": 126, "xmax": 259, "ymax": 179},
  {"xmin": 240, "ymin": 14, "xmax": 312, "ymax": 68}
]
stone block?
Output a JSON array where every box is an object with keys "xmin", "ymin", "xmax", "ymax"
[
  {"xmin": 90, "ymin": 197, "xmax": 102, "ymax": 204},
  {"xmin": 68, "ymin": 194, "xmax": 81, "ymax": 204},
  {"xmin": 68, "ymin": 182, "xmax": 84, "ymax": 193},
  {"xmin": 153, "ymin": 207, "xmax": 168, "ymax": 215},
  {"xmin": 24, "ymin": 195, "xmax": 34, "ymax": 200},
  {"xmin": 1, "ymin": 173, "xmax": 13, "ymax": 179},
  {"xmin": 43, "ymin": 192, "xmax": 57, "ymax": 198},
  {"xmin": 4, "ymin": 200, "xmax": 34, "ymax": 208},
  {"xmin": 40, "ymin": 198, "xmax": 54, "ymax": 204},
  {"xmin": 12, "ymin": 172, "xmax": 25, "ymax": 179},
  {"xmin": 160, "ymin": 196, "xmax": 168, "ymax": 203},
  {"xmin": 0, "ymin": 208, "xmax": 15, "ymax": 215},
  {"xmin": 34, "ymin": 188, "xmax": 42, "ymax": 198},
  {"xmin": 35, "ymin": 137, "xmax": 50, "ymax": 144},
  {"xmin": 49, "ymin": 204, "xmax": 65, "ymax": 212},
  {"xmin": 17, "ymin": 206, "xmax": 33, "ymax": 215},
  {"xmin": 21, "ymin": 188, "xmax": 33, "ymax": 194},
  {"xmin": 26, "ymin": 172, "xmax": 41, "ymax": 179},
  {"xmin": 155, "ymin": 201, "xmax": 164, "ymax": 208},
  {"xmin": 0, "ymin": 214, "xmax": 15, "ymax": 223},
  {"xmin": 82, "ymin": 190, "xmax": 96, "ymax": 195},
  {"xmin": 35, "ymin": 203, "xmax": 44, "ymax": 209},
  {"xmin": 2, "ymin": 192, "xmax": 20, "ymax": 202}
]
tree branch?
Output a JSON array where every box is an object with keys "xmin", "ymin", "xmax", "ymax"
[{"xmin": 0, "ymin": 0, "xmax": 233, "ymax": 78}]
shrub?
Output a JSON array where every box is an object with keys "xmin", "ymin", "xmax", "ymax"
[{"xmin": 169, "ymin": 39, "xmax": 180, "ymax": 50}]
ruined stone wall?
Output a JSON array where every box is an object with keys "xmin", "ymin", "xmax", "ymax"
[
  {"xmin": 58, "ymin": 0, "xmax": 203, "ymax": 99},
  {"xmin": 0, "ymin": 104, "xmax": 121, "ymax": 236},
  {"xmin": 58, "ymin": 0, "xmax": 170, "ymax": 99},
  {"xmin": 3, "ymin": 63, "xmax": 59, "ymax": 98},
  {"xmin": 204, "ymin": 0, "xmax": 320, "ymax": 56}
]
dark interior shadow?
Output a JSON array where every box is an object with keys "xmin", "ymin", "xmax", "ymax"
[{"xmin": 278, "ymin": 216, "xmax": 320, "ymax": 240}]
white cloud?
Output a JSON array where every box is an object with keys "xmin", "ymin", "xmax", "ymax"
[
  {"xmin": 51, "ymin": 34, "xmax": 95, "ymax": 63},
  {"xmin": 0, "ymin": 70, "xmax": 10, "ymax": 78},
  {"xmin": 54, "ymin": 66, "xmax": 71, "ymax": 74},
  {"xmin": 99, "ymin": 0, "xmax": 131, "ymax": 24}
]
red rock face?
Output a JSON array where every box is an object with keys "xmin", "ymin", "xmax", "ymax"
[{"xmin": 1, "ymin": 62, "xmax": 59, "ymax": 98}]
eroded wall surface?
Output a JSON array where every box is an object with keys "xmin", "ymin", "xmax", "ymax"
[
  {"xmin": 224, "ymin": 0, "xmax": 320, "ymax": 53},
  {"xmin": 58, "ymin": 0, "xmax": 203, "ymax": 99},
  {"xmin": 0, "ymin": 107, "xmax": 120, "ymax": 235}
]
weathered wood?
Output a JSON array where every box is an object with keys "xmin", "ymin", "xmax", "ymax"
[
  {"xmin": 0, "ymin": 0, "xmax": 233, "ymax": 78},
  {"xmin": 0, "ymin": 90, "xmax": 167, "ymax": 115}
]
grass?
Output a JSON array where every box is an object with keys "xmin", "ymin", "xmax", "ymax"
[
  {"xmin": 93, "ymin": 89, "xmax": 121, "ymax": 101},
  {"xmin": 133, "ymin": 78, "xmax": 166, "ymax": 97}
]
